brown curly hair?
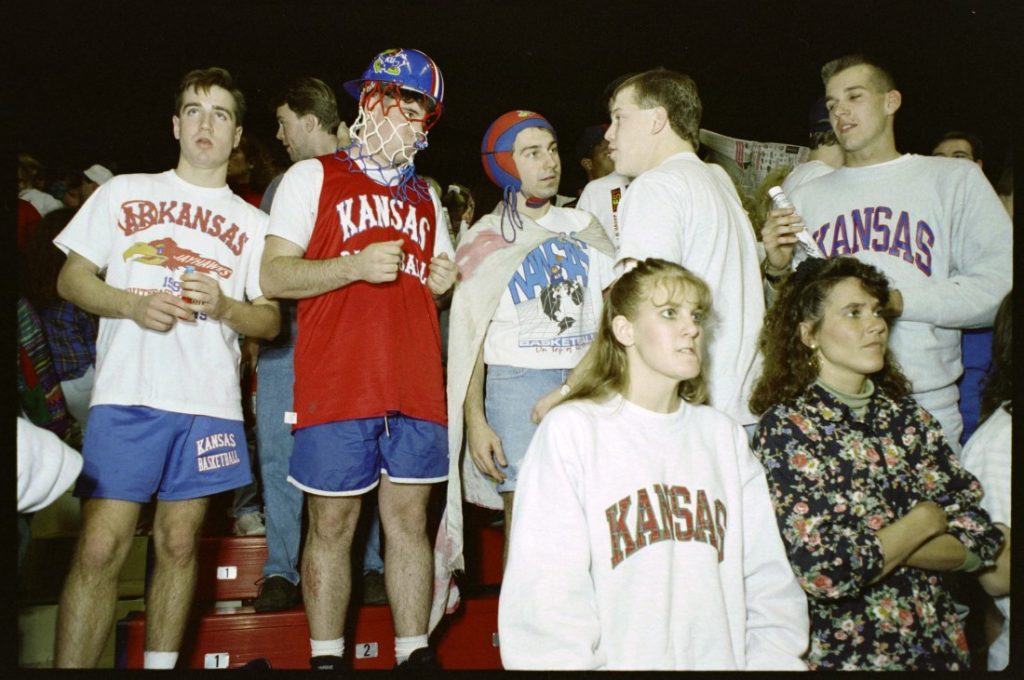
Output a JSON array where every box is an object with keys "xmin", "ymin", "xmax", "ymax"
[
  {"xmin": 749, "ymin": 256, "xmax": 910, "ymax": 415},
  {"xmin": 567, "ymin": 258, "xmax": 711, "ymax": 407}
]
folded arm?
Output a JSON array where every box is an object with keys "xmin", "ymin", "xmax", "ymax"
[{"xmin": 977, "ymin": 524, "xmax": 1011, "ymax": 597}]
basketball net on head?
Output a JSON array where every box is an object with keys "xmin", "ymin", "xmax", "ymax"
[{"xmin": 342, "ymin": 80, "xmax": 441, "ymax": 204}]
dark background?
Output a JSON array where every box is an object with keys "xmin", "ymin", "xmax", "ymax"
[
  {"xmin": 2, "ymin": 2, "xmax": 1018, "ymax": 661},
  {"xmin": 13, "ymin": 0, "xmax": 1018, "ymax": 200}
]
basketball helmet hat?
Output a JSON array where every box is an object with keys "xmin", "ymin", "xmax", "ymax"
[
  {"xmin": 480, "ymin": 110, "xmax": 556, "ymax": 194},
  {"xmin": 480, "ymin": 110, "xmax": 557, "ymax": 242}
]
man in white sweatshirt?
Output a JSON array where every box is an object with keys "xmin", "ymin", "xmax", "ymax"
[{"xmin": 761, "ymin": 54, "xmax": 1012, "ymax": 448}]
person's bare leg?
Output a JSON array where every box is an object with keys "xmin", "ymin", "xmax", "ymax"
[
  {"xmin": 55, "ymin": 498, "xmax": 141, "ymax": 667},
  {"xmin": 145, "ymin": 497, "xmax": 210, "ymax": 652},
  {"xmin": 302, "ymin": 494, "xmax": 362, "ymax": 641},
  {"xmin": 502, "ymin": 491, "xmax": 514, "ymax": 568},
  {"xmin": 378, "ymin": 477, "xmax": 433, "ymax": 637}
]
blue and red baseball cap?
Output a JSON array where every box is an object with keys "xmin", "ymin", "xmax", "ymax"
[{"xmin": 344, "ymin": 48, "xmax": 445, "ymax": 110}]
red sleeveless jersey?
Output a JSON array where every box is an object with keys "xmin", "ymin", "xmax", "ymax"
[{"xmin": 293, "ymin": 153, "xmax": 446, "ymax": 429}]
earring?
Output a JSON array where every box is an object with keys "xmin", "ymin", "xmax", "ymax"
[{"xmin": 807, "ymin": 345, "xmax": 820, "ymax": 371}]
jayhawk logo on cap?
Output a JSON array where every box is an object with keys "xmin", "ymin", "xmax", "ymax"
[{"xmin": 373, "ymin": 49, "xmax": 411, "ymax": 77}]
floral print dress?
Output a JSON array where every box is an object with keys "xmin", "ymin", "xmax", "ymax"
[{"xmin": 753, "ymin": 384, "xmax": 1003, "ymax": 670}]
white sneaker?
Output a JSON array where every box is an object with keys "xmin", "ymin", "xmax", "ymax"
[{"xmin": 234, "ymin": 511, "xmax": 266, "ymax": 536}]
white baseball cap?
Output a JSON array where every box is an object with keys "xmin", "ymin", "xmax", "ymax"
[{"xmin": 83, "ymin": 164, "xmax": 113, "ymax": 185}]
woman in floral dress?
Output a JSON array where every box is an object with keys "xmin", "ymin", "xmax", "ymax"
[{"xmin": 749, "ymin": 256, "xmax": 1004, "ymax": 670}]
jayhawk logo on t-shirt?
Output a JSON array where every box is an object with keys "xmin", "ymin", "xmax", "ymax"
[
  {"xmin": 123, "ymin": 238, "xmax": 233, "ymax": 278},
  {"xmin": 508, "ymin": 236, "xmax": 596, "ymax": 348}
]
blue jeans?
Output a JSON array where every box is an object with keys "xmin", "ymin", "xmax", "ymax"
[
  {"xmin": 958, "ymin": 327, "xmax": 992, "ymax": 444},
  {"xmin": 485, "ymin": 365, "xmax": 571, "ymax": 493},
  {"xmin": 256, "ymin": 347, "xmax": 303, "ymax": 584},
  {"xmin": 361, "ymin": 497, "xmax": 383, "ymax": 574},
  {"xmin": 233, "ymin": 435, "xmax": 261, "ymax": 517}
]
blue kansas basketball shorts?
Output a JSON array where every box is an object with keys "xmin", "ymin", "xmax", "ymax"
[
  {"xmin": 289, "ymin": 413, "xmax": 448, "ymax": 496},
  {"xmin": 75, "ymin": 405, "xmax": 251, "ymax": 502}
]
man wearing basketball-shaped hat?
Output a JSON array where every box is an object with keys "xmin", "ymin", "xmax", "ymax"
[
  {"xmin": 261, "ymin": 48, "xmax": 457, "ymax": 670},
  {"xmin": 439, "ymin": 110, "xmax": 615, "ymax": 590}
]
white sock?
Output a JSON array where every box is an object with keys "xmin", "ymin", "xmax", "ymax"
[
  {"xmin": 310, "ymin": 636, "xmax": 344, "ymax": 659},
  {"xmin": 143, "ymin": 651, "xmax": 179, "ymax": 669},
  {"xmin": 394, "ymin": 634, "xmax": 428, "ymax": 664}
]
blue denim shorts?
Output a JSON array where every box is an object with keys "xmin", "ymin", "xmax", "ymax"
[
  {"xmin": 485, "ymin": 364, "xmax": 571, "ymax": 493},
  {"xmin": 76, "ymin": 405, "xmax": 251, "ymax": 502},
  {"xmin": 289, "ymin": 413, "xmax": 448, "ymax": 496}
]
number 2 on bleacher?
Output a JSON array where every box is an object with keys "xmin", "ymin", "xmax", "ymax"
[{"xmin": 359, "ymin": 642, "xmax": 379, "ymax": 658}]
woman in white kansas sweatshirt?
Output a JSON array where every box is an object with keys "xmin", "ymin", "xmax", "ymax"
[{"xmin": 498, "ymin": 258, "xmax": 809, "ymax": 670}]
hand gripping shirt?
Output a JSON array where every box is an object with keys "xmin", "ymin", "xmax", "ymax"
[{"xmin": 268, "ymin": 152, "xmax": 454, "ymax": 429}]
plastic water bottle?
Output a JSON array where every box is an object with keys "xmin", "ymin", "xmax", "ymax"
[
  {"xmin": 767, "ymin": 186, "xmax": 795, "ymax": 211},
  {"xmin": 768, "ymin": 186, "xmax": 822, "ymax": 260}
]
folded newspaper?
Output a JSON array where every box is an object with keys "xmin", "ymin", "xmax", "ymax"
[
  {"xmin": 700, "ymin": 128, "xmax": 822, "ymax": 264},
  {"xmin": 699, "ymin": 128, "xmax": 809, "ymax": 199}
]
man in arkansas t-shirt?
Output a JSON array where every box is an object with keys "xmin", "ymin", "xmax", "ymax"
[{"xmin": 52, "ymin": 67, "xmax": 280, "ymax": 669}]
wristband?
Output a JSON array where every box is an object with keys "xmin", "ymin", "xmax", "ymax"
[{"xmin": 763, "ymin": 261, "xmax": 788, "ymax": 284}]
